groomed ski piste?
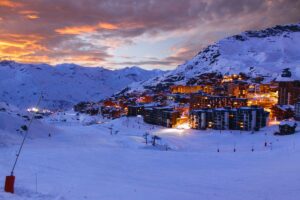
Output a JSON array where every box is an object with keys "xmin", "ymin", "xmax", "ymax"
[{"xmin": 1, "ymin": 109, "xmax": 300, "ymax": 200}]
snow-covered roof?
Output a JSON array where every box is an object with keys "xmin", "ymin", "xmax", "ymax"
[
  {"xmin": 214, "ymin": 108, "xmax": 227, "ymax": 111},
  {"xmin": 280, "ymin": 120, "xmax": 297, "ymax": 126},
  {"xmin": 143, "ymin": 103, "xmax": 160, "ymax": 107},
  {"xmin": 276, "ymin": 105, "xmax": 294, "ymax": 111},
  {"xmin": 239, "ymin": 107, "xmax": 253, "ymax": 110},
  {"xmin": 275, "ymin": 76, "xmax": 294, "ymax": 82},
  {"xmin": 154, "ymin": 106, "xmax": 173, "ymax": 110}
]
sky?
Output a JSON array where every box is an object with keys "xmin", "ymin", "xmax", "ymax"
[{"xmin": 0, "ymin": 0, "xmax": 299, "ymax": 70}]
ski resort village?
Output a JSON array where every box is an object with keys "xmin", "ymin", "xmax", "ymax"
[
  {"xmin": 77, "ymin": 68, "xmax": 297, "ymax": 135},
  {"xmin": 1, "ymin": 1, "xmax": 300, "ymax": 200}
]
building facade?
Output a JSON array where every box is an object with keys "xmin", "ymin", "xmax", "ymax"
[
  {"xmin": 190, "ymin": 109, "xmax": 213, "ymax": 129},
  {"xmin": 143, "ymin": 107, "xmax": 180, "ymax": 128},
  {"xmin": 277, "ymin": 120, "xmax": 297, "ymax": 135},
  {"xmin": 127, "ymin": 105, "xmax": 145, "ymax": 116},
  {"xmin": 170, "ymin": 85, "xmax": 203, "ymax": 94},
  {"xmin": 277, "ymin": 81, "xmax": 300, "ymax": 105},
  {"xmin": 276, "ymin": 69, "xmax": 300, "ymax": 105},
  {"xmin": 190, "ymin": 92, "xmax": 247, "ymax": 110},
  {"xmin": 189, "ymin": 106, "xmax": 269, "ymax": 131}
]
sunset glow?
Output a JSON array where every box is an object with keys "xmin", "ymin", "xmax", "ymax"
[{"xmin": 0, "ymin": 0, "xmax": 299, "ymax": 69}]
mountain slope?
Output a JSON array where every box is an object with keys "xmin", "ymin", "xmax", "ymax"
[
  {"xmin": 130, "ymin": 23, "xmax": 300, "ymax": 92},
  {"xmin": 0, "ymin": 102, "xmax": 59, "ymax": 147},
  {"xmin": 0, "ymin": 61, "xmax": 164, "ymax": 109}
]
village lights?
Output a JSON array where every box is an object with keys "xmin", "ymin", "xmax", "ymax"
[
  {"xmin": 27, "ymin": 107, "xmax": 53, "ymax": 115},
  {"xmin": 240, "ymin": 122, "xmax": 244, "ymax": 129},
  {"xmin": 27, "ymin": 107, "xmax": 39, "ymax": 113},
  {"xmin": 208, "ymin": 121, "xmax": 213, "ymax": 128},
  {"xmin": 156, "ymin": 128, "xmax": 186, "ymax": 136},
  {"xmin": 176, "ymin": 122, "xmax": 190, "ymax": 130},
  {"xmin": 269, "ymin": 120, "xmax": 280, "ymax": 125},
  {"xmin": 100, "ymin": 70, "xmax": 280, "ymax": 132}
]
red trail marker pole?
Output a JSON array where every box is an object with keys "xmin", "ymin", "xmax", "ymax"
[
  {"xmin": 4, "ymin": 175, "xmax": 15, "ymax": 193},
  {"xmin": 4, "ymin": 93, "xmax": 43, "ymax": 194}
]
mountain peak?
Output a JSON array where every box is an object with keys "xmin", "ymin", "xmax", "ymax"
[
  {"xmin": 128, "ymin": 23, "xmax": 300, "ymax": 93},
  {"xmin": 0, "ymin": 62, "xmax": 165, "ymax": 109},
  {"xmin": 231, "ymin": 23, "xmax": 300, "ymax": 42}
]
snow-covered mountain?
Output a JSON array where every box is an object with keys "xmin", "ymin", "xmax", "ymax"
[
  {"xmin": 129, "ymin": 23, "xmax": 300, "ymax": 92},
  {"xmin": 0, "ymin": 61, "xmax": 164, "ymax": 109}
]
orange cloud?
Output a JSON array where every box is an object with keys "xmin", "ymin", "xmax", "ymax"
[
  {"xmin": 0, "ymin": 40, "xmax": 26, "ymax": 48},
  {"xmin": 25, "ymin": 14, "xmax": 39, "ymax": 19},
  {"xmin": 56, "ymin": 22, "xmax": 119, "ymax": 35},
  {"xmin": 14, "ymin": 55, "xmax": 52, "ymax": 64},
  {"xmin": 57, "ymin": 55, "xmax": 105, "ymax": 63},
  {"xmin": 0, "ymin": 0, "xmax": 22, "ymax": 8},
  {"xmin": 98, "ymin": 22, "xmax": 118, "ymax": 30},
  {"xmin": 0, "ymin": 34, "xmax": 48, "ymax": 62},
  {"xmin": 19, "ymin": 10, "xmax": 40, "ymax": 20},
  {"xmin": 55, "ymin": 25, "xmax": 97, "ymax": 35}
]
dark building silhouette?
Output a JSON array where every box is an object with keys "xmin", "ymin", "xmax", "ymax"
[
  {"xmin": 276, "ymin": 68, "xmax": 300, "ymax": 105},
  {"xmin": 143, "ymin": 107, "xmax": 180, "ymax": 128}
]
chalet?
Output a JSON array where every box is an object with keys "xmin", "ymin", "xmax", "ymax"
[
  {"xmin": 271, "ymin": 104, "xmax": 294, "ymax": 121},
  {"xmin": 277, "ymin": 120, "xmax": 297, "ymax": 135}
]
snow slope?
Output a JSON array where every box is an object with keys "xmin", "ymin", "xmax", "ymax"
[
  {"xmin": 0, "ymin": 61, "xmax": 164, "ymax": 109},
  {"xmin": 0, "ymin": 115, "xmax": 300, "ymax": 200},
  {"xmin": 129, "ymin": 23, "xmax": 300, "ymax": 92},
  {"xmin": 0, "ymin": 102, "xmax": 59, "ymax": 147}
]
